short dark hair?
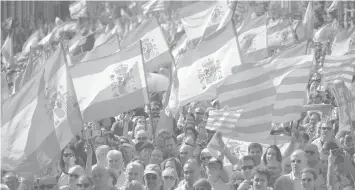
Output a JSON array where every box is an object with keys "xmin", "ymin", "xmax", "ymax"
[
  {"xmin": 301, "ymin": 168, "xmax": 318, "ymax": 180},
  {"xmin": 252, "ymin": 168, "xmax": 271, "ymax": 183},
  {"xmin": 248, "ymin": 143, "xmax": 263, "ymax": 153},
  {"xmin": 241, "ymin": 155, "xmax": 255, "ymax": 166}
]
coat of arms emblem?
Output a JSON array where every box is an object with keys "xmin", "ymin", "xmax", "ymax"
[
  {"xmin": 210, "ymin": 4, "xmax": 226, "ymax": 25},
  {"xmin": 110, "ymin": 63, "xmax": 137, "ymax": 97},
  {"xmin": 44, "ymin": 85, "xmax": 77, "ymax": 126},
  {"xmin": 142, "ymin": 38, "xmax": 158, "ymax": 61},
  {"xmin": 197, "ymin": 58, "xmax": 222, "ymax": 89},
  {"xmin": 279, "ymin": 30, "xmax": 290, "ymax": 45}
]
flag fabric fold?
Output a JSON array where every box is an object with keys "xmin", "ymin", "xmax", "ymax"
[
  {"xmin": 71, "ymin": 42, "xmax": 149, "ymax": 121},
  {"xmin": 303, "ymin": 2, "xmax": 314, "ymax": 41},
  {"xmin": 120, "ymin": 18, "xmax": 172, "ymax": 72},
  {"xmin": 1, "ymin": 72, "xmax": 10, "ymax": 102},
  {"xmin": 323, "ymin": 54, "xmax": 355, "ymax": 90},
  {"xmin": 1, "ymin": 33, "xmax": 14, "ymax": 67},
  {"xmin": 1, "ymin": 47, "xmax": 83, "ymax": 173},
  {"xmin": 177, "ymin": 22, "xmax": 243, "ymax": 106},
  {"xmin": 142, "ymin": 0, "xmax": 165, "ymax": 15},
  {"xmin": 81, "ymin": 35, "xmax": 120, "ymax": 62},
  {"xmin": 70, "ymin": 0, "xmax": 87, "ymax": 19},
  {"xmin": 205, "ymin": 108, "xmax": 244, "ymax": 134}
]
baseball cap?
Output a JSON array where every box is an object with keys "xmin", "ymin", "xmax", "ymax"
[{"xmin": 144, "ymin": 164, "xmax": 161, "ymax": 176}]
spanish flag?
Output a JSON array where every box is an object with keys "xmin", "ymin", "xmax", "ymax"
[{"xmin": 1, "ymin": 46, "xmax": 83, "ymax": 173}]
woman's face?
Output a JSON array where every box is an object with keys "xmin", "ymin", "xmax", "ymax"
[
  {"xmin": 63, "ymin": 148, "xmax": 75, "ymax": 164},
  {"xmin": 266, "ymin": 148, "xmax": 277, "ymax": 163}
]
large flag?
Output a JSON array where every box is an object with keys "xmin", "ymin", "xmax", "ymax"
[
  {"xmin": 205, "ymin": 108, "xmax": 244, "ymax": 134},
  {"xmin": 120, "ymin": 18, "xmax": 172, "ymax": 72},
  {"xmin": 1, "ymin": 33, "xmax": 14, "ymax": 67},
  {"xmin": 71, "ymin": 42, "xmax": 149, "ymax": 121},
  {"xmin": 142, "ymin": 0, "xmax": 165, "ymax": 15},
  {"xmin": 1, "ymin": 47, "xmax": 83, "ymax": 173},
  {"xmin": 331, "ymin": 27, "xmax": 355, "ymax": 56},
  {"xmin": 217, "ymin": 55, "xmax": 313, "ymax": 142},
  {"xmin": 70, "ymin": 0, "xmax": 87, "ymax": 19},
  {"xmin": 1, "ymin": 72, "xmax": 10, "ymax": 102},
  {"xmin": 178, "ymin": 1, "xmax": 218, "ymax": 41},
  {"xmin": 177, "ymin": 22, "xmax": 243, "ymax": 106},
  {"xmin": 323, "ymin": 54, "xmax": 355, "ymax": 90},
  {"xmin": 303, "ymin": 2, "xmax": 314, "ymax": 40},
  {"xmin": 81, "ymin": 35, "xmax": 120, "ymax": 62}
]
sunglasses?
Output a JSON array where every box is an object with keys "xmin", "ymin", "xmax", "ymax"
[
  {"xmin": 145, "ymin": 174, "xmax": 157, "ymax": 180},
  {"xmin": 241, "ymin": 165, "xmax": 253, "ymax": 171},
  {"xmin": 322, "ymin": 127, "xmax": 332, "ymax": 131},
  {"xmin": 301, "ymin": 178, "xmax": 313, "ymax": 182},
  {"xmin": 202, "ymin": 156, "xmax": 212, "ymax": 161},
  {"xmin": 163, "ymin": 176, "xmax": 175, "ymax": 180},
  {"xmin": 69, "ymin": 173, "xmax": 80, "ymax": 179},
  {"xmin": 38, "ymin": 184, "xmax": 55, "ymax": 190},
  {"xmin": 76, "ymin": 183, "xmax": 90, "ymax": 188},
  {"xmin": 305, "ymin": 150, "xmax": 315, "ymax": 155},
  {"xmin": 63, "ymin": 153, "xmax": 73, "ymax": 157},
  {"xmin": 291, "ymin": 159, "xmax": 302, "ymax": 164}
]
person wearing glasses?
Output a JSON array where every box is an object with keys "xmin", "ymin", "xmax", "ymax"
[
  {"xmin": 143, "ymin": 164, "xmax": 162, "ymax": 190},
  {"xmin": 311, "ymin": 121, "xmax": 341, "ymax": 153},
  {"xmin": 161, "ymin": 168, "xmax": 178, "ymax": 190},
  {"xmin": 60, "ymin": 165, "xmax": 85, "ymax": 190},
  {"xmin": 35, "ymin": 176, "xmax": 59, "ymax": 190},
  {"xmin": 300, "ymin": 168, "xmax": 317, "ymax": 190},
  {"xmin": 58, "ymin": 145, "xmax": 84, "ymax": 187},
  {"xmin": 274, "ymin": 150, "xmax": 308, "ymax": 190},
  {"xmin": 237, "ymin": 155, "xmax": 256, "ymax": 190},
  {"xmin": 76, "ymin": 176, "xmax": 93, "ymax": 190}
]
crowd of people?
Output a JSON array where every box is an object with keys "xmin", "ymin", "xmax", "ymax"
[{"xmin": 2, "ymin": 1, "xmax": 355, "ymax": 190}]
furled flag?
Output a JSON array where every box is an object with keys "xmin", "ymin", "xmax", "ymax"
[
  {"xmin": 1, "ymin": 72, "xmax": 10, "ymax": 102},
  {"xmin": 303, "ymin": 1, "xmax": 314, "ymax": 41},
  {"xmin": 142, "ymin": 0, "xmax": 165, "ymax": 15},
  {"xmin": 217, "ymin": 54, "xmax": 313, "ymax": 142},
  {"xmin": 71, "ymin": 41, "xmax": 149, "ymax": 121},
  {"xmin": 80, "ymin": 35, "xmax": 120, "ymax": 62},
  {"xmin": 178, "ymin": 1, "xmax": 218, "ymax": 41},
  {"xmin": 1, "ymin": 33, "xmax": 14, "ymax": 67},
  {"xmin": 205, "ymin": 108, "xmax": 244, "ymax": 135},
  {"xmin": 1, "ymin": 47, "xmax": 83, "ymax": 173},
  {"xmin": 327, "ymin": 0, "xmax": 339, "ymax": 13},
  {"xmin": 19, "ymin": 53, "xmax": 34, "ymax": 89},
  {"xmin": 70, "ymin": 0, "xmax": 87, "ymax": 19},
  {"xmin": 177, "ymin": 22, "xmax": 243, "ymax": 107},
  {"xmin": 12, "ymin": 71, "xmax": 24, "ymax": 95},
  {"xmin": 120, "ymin": 18, "xmax": 172, "ymax": 72},
  {"xmin": 323, "ymin": 54, "xmax": 355, "ymax": 90}
]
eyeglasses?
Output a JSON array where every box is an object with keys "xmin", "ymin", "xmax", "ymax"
[
  {"xmin": 305, "ymin": 150, "xmax": 315, "ymax": 155},
  {"xmin": 163, "ymin": 176, "xmax": 175, "ymax": 180},
  {"xmin": 38, "ymin": 184, "xmax": 55, "ymax": 190},
  {"xmin": 301, "ymin": 178, "xmax": 313, "ymax": 182},
  {"xmin": 291, "ymin": 159, "xmax": 302, "ymax": 164},
  {"xmin": 69, "ymin": 173, "xmax": 80, "ymax": 179},
  {"xmin": 137, "ymin": 137, "xmax": 147, "ymax": 141},
  {"xmin": 76, "ymin": 183, "xmax": 90, "ymax": 188},
  {"xmin": 322, "ymin": 127, "xmax": 332, "ymax": 131},
  {"xmin": 202, "ymin": 156, "xmax": 212, "ymax": 161},
  {"xmin": 145, "ymin": 174, "xmax": 157, "ymax": 180},
  {"xmin": 241, "ymin": 165, "xmax": 253, "ymax": 171},
  {"xmin": 63, "ymin": 153, "xmax": 73, "ymax": 157}
]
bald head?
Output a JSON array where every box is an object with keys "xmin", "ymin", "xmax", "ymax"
[{"xmin": 291, "ymin": 150, "xmax": 308, "ymax": 174}]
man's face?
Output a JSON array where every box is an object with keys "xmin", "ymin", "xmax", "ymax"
[
  {"xmin": 253, "ymin": 173, "xmax": 268, "ymax": 190},
  {"xmin": 267, "ymin": 161, "xmax": 282, "ymax": 178},
  {"xmin": 150, "ymin": 150, "xmax": 163, "ymax": 165},
  {"xmin": 121, "ymin": 147, "xmax": 134, "ymax": 163},
  {"xmin": 107, "ymin": 155, "xmax": 122, "ymax": 170},
  {"xmin": 140, "ymin": 148, "xmax": 152, "ymax": 160},
  {"xmin": 241, "ymin": 159, "xmax": 254, "ymax": 180},
  {"xmin": 249, "ymin": 148, "xmax": 262, "ymax": 164},
  {"xmin": 165, "ymin": 138, "xmax": 176, "ymax": 152},
  {"xmin": 291, "ymin": 154, "xmax": 306, "ymax": 174},
  {"xmin": 127, "ymin": 166, "xmax": 143, "ymax": 182},
  {"xmin": 310, "ymin": 115, "xmax": 319, "ymax": 126},
  {"xmin": 304, "ymin": 146, "xmax": 318, "ymax": 162},
  {"xmin": 301, "ymin": 172, "xmax": 315, "ymax": 190},
  {"xmin": 206, "ymin": 163, "xmax": 221, "ymax": 179},
  {"xmin": 68, "ymin": 168, "xmax": 82, "ymax": 187},
  {"xmin": 320, "ymin": 154, "xmax": 329, "ymax": 173},
  {"xmin": 186, "ymin": 116, "xmax": 194, "ymax": 124},
  {"xmin": 183, "ymin": 163, "xmax": 198, "ymax": 185},
  {"xmin": 136, "ymin": 132, "xmax": 148, "ymax": 143},
  {"xmin": 179, "ymin": 146, "xmax": 192, "ymax": 164},
  {"xmin": 3, "ymin": 176, "xmax": 19, "ymax": 190},
  {"xmin": 320, "ymin": 123, "xmax": 333, "ymax": 139},
  {"xmin": 37, "ymin": 177, "xmax": 58, "ymax": 190},
  {"xmin": 144, "ymin": 173, "xmax": 159, "ymax": 189}
]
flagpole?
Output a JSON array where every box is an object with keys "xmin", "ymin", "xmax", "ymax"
[{"xmin": 138, "ymin": 40, "xmax": 156, "ymax": 140}]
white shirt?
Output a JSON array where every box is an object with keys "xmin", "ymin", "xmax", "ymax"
[{"xmin": 290, "ymin": 172, "xmax": 303, "ymax": 190}]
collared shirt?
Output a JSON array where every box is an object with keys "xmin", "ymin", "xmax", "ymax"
[{"xmin": 290, "ymin": 172, "xmax": 302, "ymax": 190}]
